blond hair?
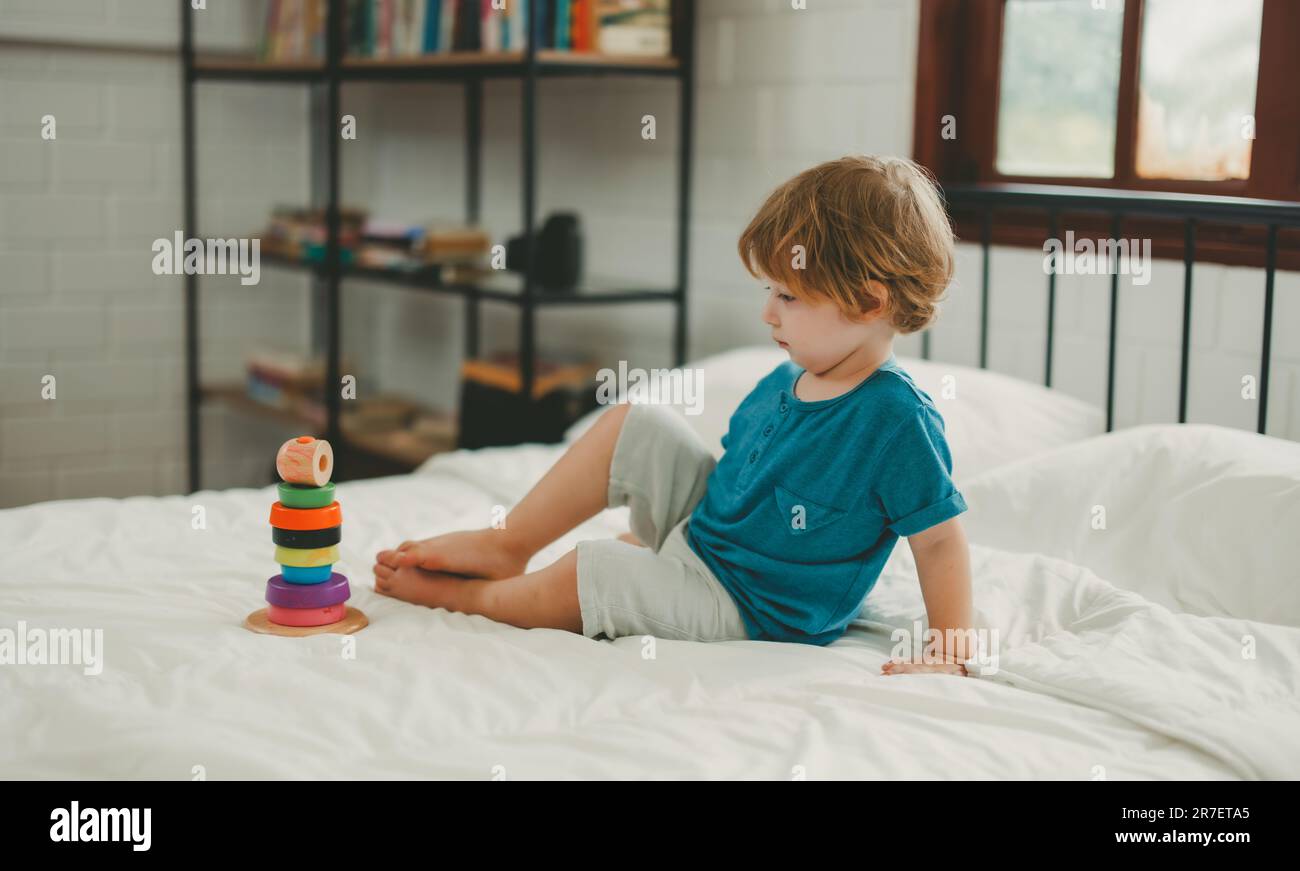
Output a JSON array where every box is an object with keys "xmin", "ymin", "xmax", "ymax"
[{"xmin": 737, "ymin": 155, "xmax": 955, "ymax": 334}]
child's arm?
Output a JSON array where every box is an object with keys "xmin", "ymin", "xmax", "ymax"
[{"xmin": 880, "ymin": 516, "xmax": 975, "ymax": 676}]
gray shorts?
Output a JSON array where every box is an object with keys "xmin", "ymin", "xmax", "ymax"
[{"xmin": 575, "ymin": 405, "xmax": 749, "ymax": 643}]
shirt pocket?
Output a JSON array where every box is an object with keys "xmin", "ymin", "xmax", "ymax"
[{"xmin": 772, "ymin": 484, "xmax": 848, "ymax": 536}]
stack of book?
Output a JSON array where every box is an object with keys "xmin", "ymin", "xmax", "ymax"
[
  {"xmin": 353, "ymin": 219, "xmax": 490, "ymax": 271},
  {"xmin": 257, "ymin": 208, "xmax": 490, "ymax": 275},
  {"xmin": 260, "ymin": 206, "xmax": 366, "ymax": 263},
  {"xmin": 345, "ymin": 0, "xmax": 671, "ymax": 59}
]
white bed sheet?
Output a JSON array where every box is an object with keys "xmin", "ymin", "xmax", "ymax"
[{"xmin": 3, "ymin": 425, "xmax": 1297, "ymax": 779}]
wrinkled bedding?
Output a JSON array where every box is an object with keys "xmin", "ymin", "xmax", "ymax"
[{"xmin": 2, "ymin": 420, "xmax": 1296, "ymax": 779}]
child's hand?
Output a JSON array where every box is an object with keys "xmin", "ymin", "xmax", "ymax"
[{"xmin": 880, "ymin": 658, "xmax": 968, "ymax": 677}]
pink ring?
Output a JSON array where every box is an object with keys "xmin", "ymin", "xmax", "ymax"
[{"xmin": 267, "ymin": 603, "xmax": 346, "ymax": 627}]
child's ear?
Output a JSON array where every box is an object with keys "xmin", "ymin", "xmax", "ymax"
[{"xmin": 850, "ymin": 279, "xmax": 892, "ymax": 322}]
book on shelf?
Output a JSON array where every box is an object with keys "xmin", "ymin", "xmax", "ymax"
[
  {"xmin": 594, "ymin": 0, "xmax": 670, "ymax": 56},
  {"xmin": 243, "ymin": 348, "xmax": 358, "ymax": 427},
  {"xmin": 461, "ymin": 351, "xmax": 596, "ymax": 400},
  {"xmin": 414, "ymin": 221, "xmax": 493, "ymax": 261},
  {"xmin": 340, "ymin": 394, "xmax": 458, "ymax": 457},
  {"xmin": 260, "ymin": 0, "xmax": 328, "ymax": 62},
  {"xmin": 246, "ymin": 348, "xmax": 332, "ymax": 388},
  {"xmin": 246, "ymin": 348, "xmax": 360, "ymax": 392},
  {"xmin": 343, "ymin": 0, "xmax": 671, "ymax": 60}
]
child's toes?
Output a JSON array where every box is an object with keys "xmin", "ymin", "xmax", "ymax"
[{"xmin": 394, "ymin": 546, "xmax": 427, "ymax": 568}]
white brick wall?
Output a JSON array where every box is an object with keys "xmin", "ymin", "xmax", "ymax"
[
  {"xmin": 1, "ymin": 0, "xmax": 1295, "ymax": 510},
  {"xmin": 0, "ymin": 1, "xmax": 310, "ymax": 506}
]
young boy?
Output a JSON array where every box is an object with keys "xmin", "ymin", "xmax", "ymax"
[{"xmin": 374, "ymin": 155, "xmax": 974, "ymax": 676}]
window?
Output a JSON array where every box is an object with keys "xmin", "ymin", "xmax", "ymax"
[
  {"xmin": 996, "ymin": 0, "xmax": 1125, "ymax": 178},
  {"xmin": 1134, "ymin": 0, "xmax": 1262, "ymax": 181},
  {"xmin": 914, "ymin": 0, "xmax": 1300, "ymax": 267}
]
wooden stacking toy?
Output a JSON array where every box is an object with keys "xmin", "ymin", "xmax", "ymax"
[{"xmin": 244, "ymin": 436, "xmax": 368, "ymax": 637}]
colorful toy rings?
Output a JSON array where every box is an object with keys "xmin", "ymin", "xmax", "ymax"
[
  {"xmin": 268, "ymin": 603, "xmax": 347, "ymax": 627},
  {"xmin": 265, "ymin": 572, "xmax": 351, "ymax": 609},
  {"xmin": 269, "ymin": 501, "xmax": 342, "ymax": 531},
  {"xmin": 246, "ymin": 435, "xmax": 365, "ymax": 636},
  {"xmin": 271, "ymin": 525, "xmax": 342, "ymax": 549},
  {"xmin": 280, "ymin": 564, "xmax": 332, "ymax": 584},
  {"xmin": 274, "ymin": 544, "xmax": 340, "ymax": 568},
  {"xmin": 276, "ymin": 481, "xmax": 336, "ymax": 510}
]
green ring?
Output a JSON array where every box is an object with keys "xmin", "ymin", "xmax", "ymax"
[{"xmin": 277, "ymin": 481, "xmax": 335, "ymax": 509}]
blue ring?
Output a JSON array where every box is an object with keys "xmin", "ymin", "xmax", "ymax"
[{"xmin": 280, "ymin": 563, "xmax": 332, "ymax": 584}]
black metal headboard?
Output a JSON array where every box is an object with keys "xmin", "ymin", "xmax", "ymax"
[{"xmin": 935, "ymin": 183, "xmax": 1300, "ymax": 435}]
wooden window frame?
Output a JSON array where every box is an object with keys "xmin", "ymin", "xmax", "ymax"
[{"xmin": 914, "ymin": 0, "xmax": 1300, "ymax": 270}]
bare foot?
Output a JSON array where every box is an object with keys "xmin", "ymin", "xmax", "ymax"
[
  {"xmin": 617, "ymin": 531, "xmax": 645, "ymax": 547},
  {"xmin": 373, "ymin": 561, "xmax": 478, "ymax": 609},
  {"xmin": 375, "ymin": 528, "xmax": 530, "ymax": 581}
]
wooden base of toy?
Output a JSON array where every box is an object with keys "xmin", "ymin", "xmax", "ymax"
[{"xmin": 243, "ymin": 606, "xmax": 368, "ymax": 637}]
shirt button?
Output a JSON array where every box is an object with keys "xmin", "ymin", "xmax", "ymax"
[
  {"xmin": 748, "ymin": 451, "xmax": 758, "ymax": 463},
  {"xmin": 778, "ymin": 403, "xmax": 789, "ymax": 414},
  {"xmin": 763, "ymin": 425, "xmax": 774, "ymax": 436}
]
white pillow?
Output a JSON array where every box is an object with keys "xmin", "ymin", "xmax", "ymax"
[
  {"xmin": 959, "ymin": 423, "xmax": 1300, "ymax": 625},
  {"xmin": 565, "ymin": 347, "xmax": 1104, "ymax": 483},
  {"xmin": 900, "ymin": 355, "xmax": 1104, "ymax": 483}
]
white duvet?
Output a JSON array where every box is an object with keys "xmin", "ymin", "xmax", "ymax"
[{"xmin": 2, "ymin": 344, "xmax": 1298, "ymax": 779}]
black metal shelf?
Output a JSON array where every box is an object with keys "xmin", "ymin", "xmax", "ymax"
[
  {"xmin": 190, "ymin": 49, "xmax": 682, "ymax": 83},
  {"xmin": 180, "ymin": 0, "xmax": 696, "ymax": 492},
  {"xmin": 262, "ymin": 251, "xmax": 680, "ymax": 306}
]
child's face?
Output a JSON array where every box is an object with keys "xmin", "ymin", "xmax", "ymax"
[{"xmin": 760, "ymin": 278, "xmax": 881, "ymax": 374}]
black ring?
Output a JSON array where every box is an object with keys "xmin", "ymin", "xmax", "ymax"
[{"xmin": 271, "ymin": 525, "xmax": 342, "ymax": 549}]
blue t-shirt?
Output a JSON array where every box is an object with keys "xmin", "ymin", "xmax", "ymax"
[{"xmin": 686, "ymin": 354, "xmax": 966, "ymax": 646}]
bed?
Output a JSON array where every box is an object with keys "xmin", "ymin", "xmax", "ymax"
[{"xmin": 2, "ymin": 347, "xmax": 1298, "ymax": 779}]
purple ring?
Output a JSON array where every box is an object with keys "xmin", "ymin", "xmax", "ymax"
[{"xmin": 265, "ymin": 572, "xmax": 351, "ymax": 609}]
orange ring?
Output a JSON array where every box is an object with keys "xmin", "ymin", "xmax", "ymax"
[{"xmin": 269, "ymin": 501, "xmax": 342, "ymax": 531}]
